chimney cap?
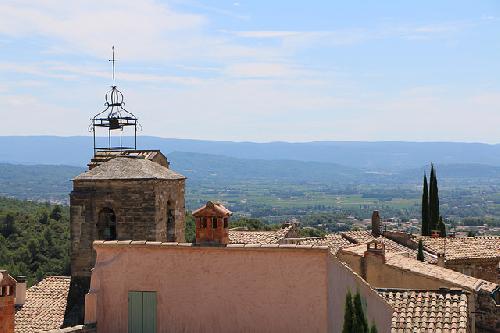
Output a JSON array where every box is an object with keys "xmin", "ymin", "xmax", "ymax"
[{"xmin": 16, "ymin": 276, "xmax": 27, "ymax": 283}]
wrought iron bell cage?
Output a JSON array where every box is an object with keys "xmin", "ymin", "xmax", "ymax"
[{"xmin": 90, "ymin": 85, "xmax": 139, "ymax": 155}]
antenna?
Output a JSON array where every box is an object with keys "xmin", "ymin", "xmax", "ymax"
[{"xmin": 109, "ymin": 45, "xmax": 116, "ymax": 84}]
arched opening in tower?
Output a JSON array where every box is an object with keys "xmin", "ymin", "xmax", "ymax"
[
  {"xmin": 166, "ymin": 201, "xmax": 176, "ymax": 242},
  {"xmin": 97, "ymin": 207, "xmax": 117, "ymax": 241}
]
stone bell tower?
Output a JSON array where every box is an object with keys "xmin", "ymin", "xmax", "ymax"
[
  {"xmin": 64, "ymin": 47, "xmax": 186, "ymax": 326},
  {"xmin": 70, "ymin": 154, "xmax": 186, "ymax": 277}
]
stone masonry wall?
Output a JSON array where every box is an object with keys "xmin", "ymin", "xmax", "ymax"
[
  {"xmin": 155, "ymin": 179, "xmax": 185, "ymax": 243},
  {"xmin": 445, "ymin": 260, "xmax": 499, "ymax": 285},
  {"xmin": 70, "ymin": 179, "xmax": 185, "ymax": 277},
  {"xmin": 476, "ymin": 291, "xmax": 500, "ymax": 333}
]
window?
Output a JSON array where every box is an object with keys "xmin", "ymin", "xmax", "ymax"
[
  {"xmin": 212, "ymin": 217, "xmax": 218, "ymax": 229},
  {"xmin": 166, "ymin": 201, "xmax": 176, "ymax": 242},
  {"xmin": 223, "ymin": 217, "xmax": 228, "ymax": 228},
  {"xmin": 202, "ymin": 217, "xmax": 207, "ymax": 228},
  {"xmin": 97, "ymin": 207, "xmax": 116, "ymax": 241},
  {"xmin": 128, "ymin": 291, "xmax": 157, "ymax": 333}
]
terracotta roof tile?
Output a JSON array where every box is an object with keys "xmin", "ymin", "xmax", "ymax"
[
  {"xmin": 385, "ymin": 252, "xmax": 497, "ymax": 293},
  {"xmin": 342, "ymin": 231, "xmax": 436, "ymax": 263},
  {"xmin": 15, "ymin": 276, "xmax": 71, "ymax": 333},
  {"xmin": 414, "ymin": 236, "xmax": 500, "ymax": 261},
  {"xmin": 192, "ymin": 201, "xmax": 232, "ymax": 217},
  {"xmin": 378, "ymin": 288, "xmax": 469, "ymax": 333},
  {"xmin": 228, "ymin": 225, "xmax": 294, "ymax": 244},
  {"xmin": 340, "ymin": 244, "xmax": 498, "ymax": 293},
  {"xmin": 295, "ymin": 234, "xmax": 352, "ymax": 254}
]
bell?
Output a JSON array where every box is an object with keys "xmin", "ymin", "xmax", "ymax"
[{"xmin": 109, "ymin": 117, "xmax": 121, "ymax": 130}]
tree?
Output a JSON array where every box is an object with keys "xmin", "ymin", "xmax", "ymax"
[
  {"xmin": 421, "ymin": 173, "xmax": 430, "ymax": 236},
  {"xmin": 417, "ymin": 239, "xmax": 425, "ymax": 262},
  {"xmin": 342, "ymin": 291, "xmax": 355, "ymax": 333},
  {"xmin": 343, "ymin": 290, "xmax": 373, "ymax": 333},
  {"xmin": 38, "ymin": 211, "xmax": 49, "ymax": 225},
  {"xmin": 353, "ymin": 291, "xmax": 368, "ymax": 333},
  {"xmin": 370, "ymin": 323, "xmax": 378, "ymax": 333},
  {"xmin": 49, "ymin": 205, "xmax": 62, "ymax": 221},
  {"xmin": 429, "ymin": 164, "xmax": 440, "ymax": 232},
  {"xmin": 0, "ymin": 213, "xmax": 16, "ymax": 238},
  {"xmin": 438, "ymin": 216, "xmax": 446, "ymax": 237}
]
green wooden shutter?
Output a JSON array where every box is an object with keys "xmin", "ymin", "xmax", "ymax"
[
  {"xmin": 142, "ymin": 292, "xmax": 157, "ymax": 333},
  {"xmin": 128, "ymin": 291, "xmax": 143, "ymax": 333},
  {"xmin": 128, "ymin": 291, "xmax": 157, "ymax": 333}
]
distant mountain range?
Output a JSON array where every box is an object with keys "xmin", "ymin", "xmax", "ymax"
[
  {"xmin": 1, "ymin": 136, "xmax": 500, "ymax": 170},
  {"xmin": 2, "ymin": 149, "xmax": 500, "ymax": 203}
]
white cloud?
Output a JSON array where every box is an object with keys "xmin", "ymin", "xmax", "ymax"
[
  {"xmin": 0, "ymin": 0, "xmax": 223, "ymax": 61},
  {"xmin": 231, "ymin": 31, "xmax": 301, "ymax": 38},
  {"xmin": 224, "ymin": 62, "xmax": 303, "ymax": 78},
  {"xmin": 0, "ymin": 2, "xmax": 498, "ymax": 142}
]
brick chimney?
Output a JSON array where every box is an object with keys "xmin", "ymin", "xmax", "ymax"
[
  {"xmin": 0, "ymin": 271, "xmax": 16, "ymax": 333},
  {"xmin": 193, "ymin": 201, "xmax": 232, "ymax": 245},
  {"xmin": 365, "ymin": 239, "xmax": 385, "ymax": 260},
  {"xmin": 371, "ymin": 210, "xmax": 381, "ymax": 237},
  {"xmin": 361, "ymin": 240, "xmax": 386, "ymax": 280}
]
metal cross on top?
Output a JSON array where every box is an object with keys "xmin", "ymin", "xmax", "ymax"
[
  {"xmin": 89, "ymin": 45, "xmax": 139, "ymax": 156},
  {"xmin": 109, "ymin": 46, "xmax": 116, "ymax": 84}
]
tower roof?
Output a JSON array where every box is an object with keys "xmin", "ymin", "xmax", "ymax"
[{"xmin": 74, "ymin": 156, "xmax": 185, "ymax": 181}]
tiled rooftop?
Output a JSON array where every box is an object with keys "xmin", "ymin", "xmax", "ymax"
[
  {"xmin": 383, "ymin": 252, "xmax": 498, "ymax": 293},
  {"xmin": 341, "ymin": 230, "xmax": 376, "ymax": 244},
  {"xmin": 414, "ymin": 236, "xmax": 500, "ymax": 261},
  {"xmin": 295, "ymin": 234, "xmax": 353, "ymax": 254},
  {"xmin": 341, "ymin": 231, "xmax": 436, "ymax": 263},
  {"xmin": 228, "ymin": 224, "xmax": 295, "ymax": 244},
  {"xmin": 0, "ymin": 270, "xmax": 16, "ymax": 287},
  {"xmin": 378, "ymin": 288, "xmax": 469, "ymax": 333},
  {"xmin": 341, "ymin": 243, "xmax": 498, "ymax": 293},
  {"xmin": 15, "ymin": 276, "xmax": 71, "ymax": 333},
  {"xmin": 74, "ymin": 156, "xmax": 185, "ymax": 181}
]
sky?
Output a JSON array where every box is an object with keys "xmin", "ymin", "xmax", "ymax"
[{"xmin": 0, "ymin": 0, "xmax": 499, "ymax": 143}]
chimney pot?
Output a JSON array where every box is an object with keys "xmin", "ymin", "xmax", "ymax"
[{"xmin": 15, "ymin": 276, "xmax": 26, "ymax": 306}]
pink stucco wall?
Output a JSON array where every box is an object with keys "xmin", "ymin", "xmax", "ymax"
[
  {"xmin": 88, "ymin": 242, "xmax": 392, "ymax": 333},
  {"xmin": 328, "ymin": 258, "xmax": 393, "ymax": 333}
]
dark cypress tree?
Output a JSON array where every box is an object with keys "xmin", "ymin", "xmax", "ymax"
[
  {"xmin": 342, "ymin": 291, "xmax": 355, "ymax": 333},
  {"xmin": 438, "ymin": 216, "xmax": 446, "ymax": 237},
  {"xmin": 421, "ymin": 173, "xmax": 430, "ymax": 236},
  {"xmin": 417, "ymin": 239, "xmax": 425, "ymax": 261},
  {"xmin": 429, "ymin": 164, "xmax": 440, "ymax": 232},
  {"xmin": 353, "ymin": 291, "xmax": 368, "ymax": 333}
]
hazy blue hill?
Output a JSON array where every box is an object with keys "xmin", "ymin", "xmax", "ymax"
[
  {"xmin": 394, "ymin": 163, "xmax": 500, "ymax": 182},
  {"xmin": 0, "ymin": 163, "xmax": 84, "ymax": 202},
  {"xmin": 2, "ymin": 149, "xmax": 500, "ymax": 203},
  {"xmin": 168, "ymin": 151, "xmax": 364, "ymax": 184},
  {"xmin": 2, "ymin": 136, "xmax": 500, "ymax": 170}
]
